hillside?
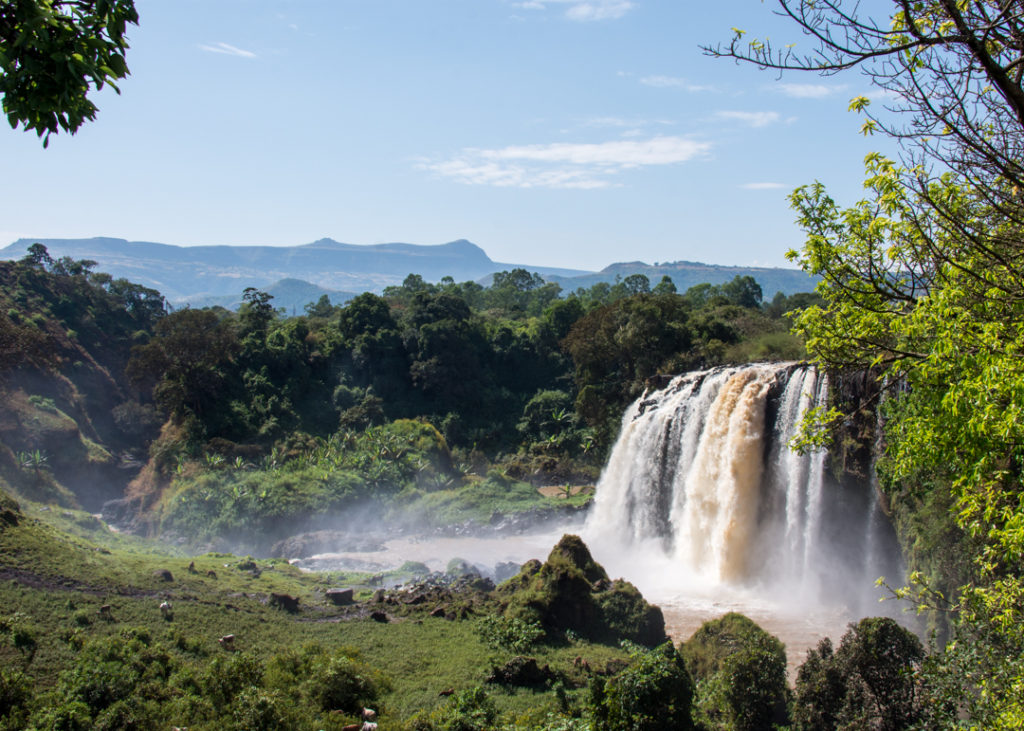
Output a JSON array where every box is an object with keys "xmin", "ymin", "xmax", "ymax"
[
  {"xmin": 549, "ymin": 259, "xmax": 817, "ymax": 298},
  {"xmin": 0, "ymin": 237, "xmax": 817, "ymax": 308},
  {"xmin": 184, "ymin": 278, "xmax": 359, "ymax": 314},
  {"xmin": 0, "ymin": 237, "xmax": 589, "ymax": 306}
]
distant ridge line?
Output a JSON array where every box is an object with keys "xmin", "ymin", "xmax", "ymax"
[{"xmin": 0, "ymin": 236, "xmax": 816, "ymax": 307}]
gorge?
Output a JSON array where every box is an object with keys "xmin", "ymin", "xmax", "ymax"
[{"xmin": 306, "ymin": 362, "xmax": 906, "ymax": 664}]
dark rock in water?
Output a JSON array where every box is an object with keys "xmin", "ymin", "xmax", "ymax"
[
  {"xmin": 486, "ymin": 656, "xmax": 554, "ymax": 687},
  {"xmin": 269, "ymin": 530, "xmax": 385, "ymax": 559},
  {"xmin": 153, "ymin": 569, "xmax": 173, "ymax": 582},
  {"xmin": 494, "ymin": 561, "xmax": 521, "ymax": 584},
  {"xmin": 326, "ymin": 588, "xmax": 354, "ymax": 605},
  {"xmin": 397, "ymin": 560, "xmax": 430, "ymax": 576},
  {"xmin": 445, "ymin": 558, "xmax": 481, "ymax": 577}
]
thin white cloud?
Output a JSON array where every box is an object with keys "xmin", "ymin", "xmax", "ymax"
[
  {"xmin": 199, "ymin": 42, "xmax": 257, "ymax": 59},
  {"xmin": 641, "ymin": 75, "xmax": 715, "ymax": 92},
  {"xmin": 583, "ymin": 116, "xmax": 673, "ymax": 129},
  {"xmin": 741, "ymin": 182, "xmax": 789, "ymax": 190},
  {"xmin": 421, "ymin": 136, "xmax": 711, "ymax": 189},
  {"xmin": 512, "ymin": 0, "xmax": 634, "ymax": 21},
  {"xmin": 715, "ymin": 110, "xmax": 781, "ymax": 128},
  {"xmin": 775, "ymin": 82, "xmax": 846, "ymax": 99}
]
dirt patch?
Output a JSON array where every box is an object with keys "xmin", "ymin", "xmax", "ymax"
[{"xmin": 537, "ymin": 485, "xmax": 594, "ymax": 498}]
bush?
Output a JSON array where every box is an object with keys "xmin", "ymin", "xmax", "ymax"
[
  {"xmin": 683, "ymin": 613, "xmax": 790, "ymax": 730},
  {"xmin": 230, "ymin": 688, "xmax": 297, "ymax": 731},
  {"xmin": 445, "ymin": 686, "xmax": 497, "ymax": 731},
  {"xmin": 309, "ymin": 653, "xmax": 387, "ymax": 714},
  {"xmin": 477, "ymin": 615, "xmax": 545, "ymax": 654},
  {"xmin": 0, "ymin": 667, "xmax": 31, "ymax": 728},
  {"xmin": 595, "ymin": 642, "xmax": 695, "ymax": 731},
  {"xmin": 200, "ymin": 652, "xmax": 264, "ymax": 708},
  {"xmin": 793, "ymin": 617, "xmax": 923, "ymax": 731}
]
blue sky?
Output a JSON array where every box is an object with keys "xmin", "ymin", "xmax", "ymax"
[{"xmin": 1, "ymin": 0, "xmax": 892, "ymax": 270}]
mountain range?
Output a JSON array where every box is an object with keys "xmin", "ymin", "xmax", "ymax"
[{"xmin": 0, "ymin": 237, "xmax": 817, "ymax": 309}]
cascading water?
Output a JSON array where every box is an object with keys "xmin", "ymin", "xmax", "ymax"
[{"xmin": 584, "ymin": 362, "xmax": 901, "ymax": 612}]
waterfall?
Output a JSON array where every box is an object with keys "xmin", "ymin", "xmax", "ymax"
[{"xmin": 586, "ymin": 362, "xmax": 897, "ymax": 604}]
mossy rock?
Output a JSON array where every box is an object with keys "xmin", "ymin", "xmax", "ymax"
[
  {"xmin": 445, "ymin": 558, "xmax": 480, "ymax": 577},
  {"xmin": 497, "ymin": 534, "xmax": 665, "ymax": 646},
  {"xmin": 546, "ymin": 533, "xmax": 608, "ymax": 585},
  {"xmin": 595, "ymin": 579, "xmax": 666, "ymax": 647}
]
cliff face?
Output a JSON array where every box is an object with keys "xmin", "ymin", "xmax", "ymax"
[{"xmin": 0, "ymin": 259, "xmax": 159, "ymax": 511}]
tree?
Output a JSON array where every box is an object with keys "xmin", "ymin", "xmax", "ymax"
[
  {"xmin": 682, "ymin": 613, "xmax": 790, "ymax": 731},
  {"xmin": 20, "ymin": 243, "xmax": 52, "ymax": 270},
  {"xmin": 563, "ymin": 294, "xmax": 692, "ymax": 444},
  {"xmin": 793, "ymin": 618, "xmax": 923, "ymax": 731},
  {"xmin": 595, "ymin": 643, "xmax": 695, "ymax": 731},
  {"xmin": 653, "ymin": 275, "xmax": 677, "ymax": 296},
  {"xmin": 708, "ymin": 2, "xmax": 1024, "ymax": 726},
  {"xmin": 127, "ymin": 308, "xmax": 239, "ymax": 420},
  {"xmin": 621, "ymin": 273, "xmax": 651, "ymax": 296},
  {"xmin": 1, "ymin": 0, "xmax": 139, "ymax": 145},
  {"xmin": 719, "ymin": 274, "xmax": 762, "ymax": 309},
  {"xmin": 239, "ymin": 287, "xmax": 276, "ymax": 337}
]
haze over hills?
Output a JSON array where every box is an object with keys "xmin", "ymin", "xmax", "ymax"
[
  {"xmin": 0, "ymin": 237, "xmax": 818, "ymax": 307},
  {"xmin": 549, "ymin": 260, "xmax": 819, "ymax": 301}
]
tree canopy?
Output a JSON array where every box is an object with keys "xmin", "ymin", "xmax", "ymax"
[
  {"xmin": 712, "ymin": 2, "xmax": 1024, "ymax": 725},
  {"xmin": 0, "ymin": 0, "xmax": 138, "ymax": 145}
]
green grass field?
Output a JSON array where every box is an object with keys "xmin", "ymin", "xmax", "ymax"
[{"xmin": 0, "ymin": 491, "xmax": 632, "ymax": 729}]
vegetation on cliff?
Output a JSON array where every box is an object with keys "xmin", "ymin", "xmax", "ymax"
[
  {"xmin": 0, "ymin": 243, "xmax": 811, "ymax": 549},
  {"xmin": 714, "ymin": 1, "xmax": 1024, "ymax": 725}
]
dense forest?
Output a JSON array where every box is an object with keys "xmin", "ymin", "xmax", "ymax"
[{"xmin": 0, "ymin": 242, "xmax": 809, "ymax": 551}]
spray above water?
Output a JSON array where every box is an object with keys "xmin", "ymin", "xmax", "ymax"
[{"xmin": 584, "ymin": 362, "xmax": 901, "ymax": 616}]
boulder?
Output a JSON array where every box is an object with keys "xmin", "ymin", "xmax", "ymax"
[
  {"xmin": 269, "ymin": 592, "xmax": 300, "ymax": 612},
  {"xmin": 445, "ymin": 557, "xmax": 481, "ymax": 577},
  {"xmin": 494, "ymin": 561, "xmax": 521, "ymax": 583},
  {"xmin": 497, "ymin": 534, "xmax": 666, "ymax": 646},
  {"xmin": 326, "ymin": 587, "xmax": 354, "ymax": 605}
]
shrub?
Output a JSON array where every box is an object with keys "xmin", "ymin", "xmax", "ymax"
[
  {"xmin": 28, "ymin": 395, "xmax": 57, "ymax": 411},
  {"xmin": 200, "ymin": 652, "xmax": 264, "ymax": 708},
  {"xmin": 793, "ymin": 617, "xmax": 923, "ymax": 731},
  {"xmin": 683, "ymin": 613, "xmax": 790, "ymax": 730},
  {"xmin": 309, "ymin": 653, "xmax": 387, "ymax": 715},
  {"xmin": 595, "ymin": 642, "xmax": 695, "ymax": 731},
  {"xmin": 231, "ymin": 688, "xmax": 297, "ymax": 731},
  {"xmin": 0, "ymin": 667, "xmax": 31, "ymax": 727},
  {"xmin": 445, "ymin": 686, "xmax": 497, "ymax": 731},
  {"xmin": 594, "ymin": 579, "xmax": 667, "ymax": 647},
  {"xmin": 477, "ymin": 614, "xmax": 545, "ymax": 654}
]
